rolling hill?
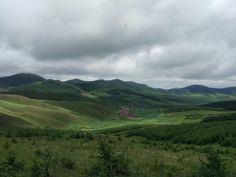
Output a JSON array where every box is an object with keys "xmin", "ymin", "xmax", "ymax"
[
  {"xmin": 0, "ymin": 94, "xmax": 92, "ymax": 129},
  {"xmin": 0, "ymin": 73, "xmax": 236, "ymax": 130}
]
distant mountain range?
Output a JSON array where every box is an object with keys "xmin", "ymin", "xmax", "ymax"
[{"xmin": 1, "ymin": 73, "xmax": 236, "ymax": 95}]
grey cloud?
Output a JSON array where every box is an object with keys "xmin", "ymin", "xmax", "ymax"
[{"xmin": 0, "ymin": 0, "xmax": 236, "ymax": 88}]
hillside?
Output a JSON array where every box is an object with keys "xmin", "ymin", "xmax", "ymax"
[
  {"xmin": 0, "ymin": 73, "xmax": 45, "ymax": 88},
  {"xmin": 66, "ymin": 78, "xmax": 236, "ymax": 105},
  {"xmin": 0, "ymin": 94, "xmax": 91, "ymax": 129}
]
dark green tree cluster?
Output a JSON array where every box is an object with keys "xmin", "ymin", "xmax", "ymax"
[{"xmin": 127, "ymin": 121, "xmax": 236, "ymax": 147}]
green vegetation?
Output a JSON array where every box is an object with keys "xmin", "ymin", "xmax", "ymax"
[
  {"xmin": 194, "ymin": 149, "xmax": 226, "ymax": 177},
  {"xmin": 0, "ymin": 73, "xmax": 236, "ymax": 176},
  {"xmin": 106, "ymin": 121, "xmax": 236, "ymax": 147},
  {"xmin": 0, "ymin": 129, "xmax": 235, "ymax": 177},
  {"xmin": 0, "ymin": 150, "xmax": 24, "ymax": 177},
  {"xmin": 1, "ymin": 94, "xmax": 236, "ymax": 130},
  {"xmin": 86, "ymin": 139, "xmax": 131, "ymax": 177}
]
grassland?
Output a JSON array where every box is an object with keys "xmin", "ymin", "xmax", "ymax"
[
  {"xmin": 0, "ymin": 94, "xmax": 90, "ymax": 129},
  {"xmin": 1, "ymin": 94, "xmax": 236, "ymax": 131}
]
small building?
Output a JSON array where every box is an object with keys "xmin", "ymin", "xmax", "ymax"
[{"xmin": 117, "ymin": 106, "xmax": 133, "ymax": 119}]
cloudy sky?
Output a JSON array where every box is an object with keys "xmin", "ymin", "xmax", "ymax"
[{"xmin": 0, "ymin": 0, "xmax": 236, "ymax": 88}]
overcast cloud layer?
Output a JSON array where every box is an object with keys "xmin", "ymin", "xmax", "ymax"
[{"xmin": 0, "ymin": 0, "xmax": 236, "ymax": 88}]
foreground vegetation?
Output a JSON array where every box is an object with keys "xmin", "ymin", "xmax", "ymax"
[{"xmin": 0, "ymin": 128, "xmax": 235, "ymax": 177}]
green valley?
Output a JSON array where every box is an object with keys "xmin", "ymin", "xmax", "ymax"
[{"xmin": 0, "ymin": 73, "xmax": 236, "ymax": 177}]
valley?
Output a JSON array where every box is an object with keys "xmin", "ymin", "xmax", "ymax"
[{"xmin": 0, "ymin": 73, "xmax": 236, "ymax": 177}]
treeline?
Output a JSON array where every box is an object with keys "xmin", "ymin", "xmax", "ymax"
[
  {"xmin": 0, "ymin": 128, "xmax": 94, "ymax": 140},
  {"xmin": 126, "ymin": 121, "xmax": 236, "ymax": 147},
  {"xmin": 203, "ymin": 101, "xmax": 236, "ymax": 110},
  {"xmin": 202, "ymin": 114, "xmax": 236, "ymax": 122}
]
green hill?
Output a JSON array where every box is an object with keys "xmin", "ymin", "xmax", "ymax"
[
  {"xmin": 1, "ymin": 73, "xmax": 236, "ymax": 106},
  {"xmin": 0, "ymin": 94, "xmax": 91, "ymax": 129},
  {"xmin": 0, "ymin": 112, "xmax": 34, "ymax": 128},
  {"xmin": 0, "ymin": 73, "xmax": 45, "ymax": 88}
]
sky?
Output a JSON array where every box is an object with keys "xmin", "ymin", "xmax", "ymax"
[{"xmin": 0, "ymin": 0, "xmax": 236, "ymax": 88}]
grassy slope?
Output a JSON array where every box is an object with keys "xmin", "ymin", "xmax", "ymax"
[
  {"xmin": 0, "ymin": 94, "xmax": 92, "ymax": 129},
  {"xmin": 1, "ymin": 93, "xmax": 236, "ymax": 130},
  {"xmin": 0, "ymin": 112, "xmax": 34, "ymax": 128}
]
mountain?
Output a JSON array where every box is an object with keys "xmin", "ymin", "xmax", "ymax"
[
  {"xmin": 216, "ymin": 87, "xmax": 236, "ymax": 94},
  {"xmin": 0, "ymin": 73, "xmax": 45, "ymax": 88},
  {"xmin": 1, "ymin": 73, "xmax": 236, "ymax": 106},
  {"xmin": 169, "ymin": 84, "xmax": 236, "ymax": 95},
  {"xmin": 170, "ymin": 85, "xmax": 216, "ymax": 94},
  {"xmin": 66, "ymin": 79, "xmax": 87, "ymax": 85}
]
